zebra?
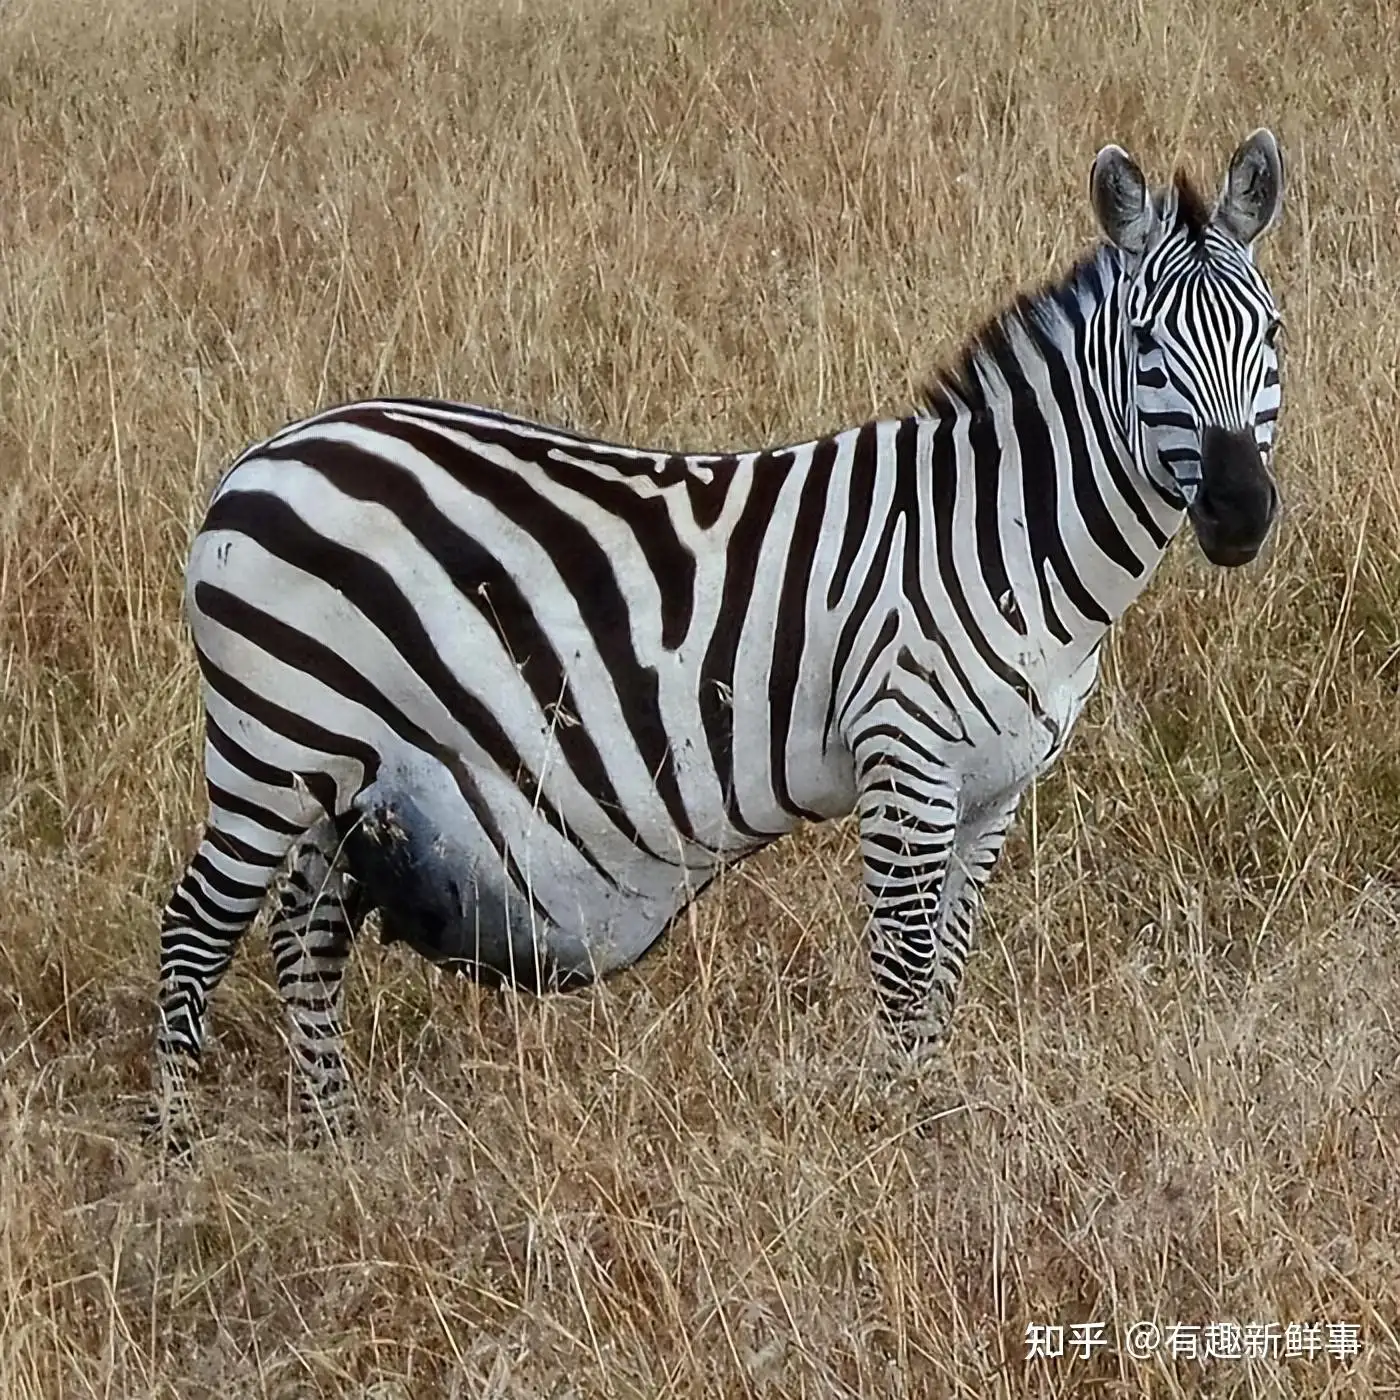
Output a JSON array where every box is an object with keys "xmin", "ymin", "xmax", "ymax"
[{"xmin": 148, "ymin": 129, "xmax": 1284, "ymax": 1145}]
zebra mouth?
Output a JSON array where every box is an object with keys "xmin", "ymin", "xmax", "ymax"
[
  {"xmin": 1196, "ymin": 533, "xmax": 1263, "ymax": 567},
  {"xmin": 1188, "ymin": 494, "xmax": 1275, "ymax": 567}
]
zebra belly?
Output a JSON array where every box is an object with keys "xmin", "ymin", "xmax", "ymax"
[{"xmin": 340, "ymin": 752, "xmax": 724, "ymax": 989}]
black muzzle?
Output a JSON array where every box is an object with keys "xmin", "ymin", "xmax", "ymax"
[{"xmin": 1187, "ymin": 426, "xmax": 1278, "ymax": 567}]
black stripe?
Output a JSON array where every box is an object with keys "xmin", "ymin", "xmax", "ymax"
[
  {"xmin": 685, "ymin": 457, "xmax": 737, "ymax": 531},
  {"xmin": 1140, "ymin": 408, "xmax": 1196, "ymax": 431},
  {"xmin": 205, "ymin": 823, "xmax": 286, "ymax": 869},
  {"xmin": 915, "ymin": 636, "xmax": 978, "ymax": 740},
  {"xmin": 529, "ymin": 451, "xmax": 700, "ymax": 652},
  {"xmin": 853, "ymin": 720, "xmax": 947, "ymax": 772},
  {"xmin": 189, "ymin": 851, "xmax": 266, "ymax": 903},
  {"xmin": 700, "ymin": 450, "xmax": 794, "ymax": 840},
  {"xmin": 432, "ymin": 741, "xmax": 557, "ymax": 935},
  {"xmin": 826, "ymin": 503, "xmax": 902, "ymax": 745},
  {"xmin": 768, "ymin": 438, "xmax": 836, "ymax": 823},
  {"xmin": 999, "ymin": 370, "xmax": 1070, "ymax": 643},
  {"xmin": 881, "ymin": 677, "xmax": 964, "ymax": 746},
  {"xmin": 168, "ymin": 880, "xmax": 244, "ymax": 928},
  {"xmin": 967, "ymin": 383, "xmax": 1019, "ymax": 636},
  {"xmin": 860, "ymin": 750, "xmax": 941, "ymax": 791},
  {"xmin": 206, "ymin": 781, "xmax": 306, "ymax": 837},
  {"xmin": 829, "ymin": 608, "xmax": 898, "ymax": 747},
  {"xmin": 926, "ymin": 409, "xmax": 1031, "ymax": 716},
  {"xmin": 206, "ymin": 716, "xmax": 296, "ymax": 794},
  {"xmin": 827, "ymin": 421, "xmax": 879, "ymax": 610}
]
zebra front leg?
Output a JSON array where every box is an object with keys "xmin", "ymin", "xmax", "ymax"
[
  {"xmin": 853, "ymin": 742, "xmax": 960, "ymax": 1060},
  {"xmin": 267, "ymin": 822, "xmax": 366, "ymax": 1142},
  {"xmin": 932, "ymin": 787, "xmax": 1024, "ymax": 1025},
  {"xmin": 148, "ymin": 821, "xmax": 291, "ymax": 1151}
]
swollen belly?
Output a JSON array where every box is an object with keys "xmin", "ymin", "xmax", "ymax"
[{"xmin": 339, "ymin": 756, "xmax": 723, "ymax": 991}]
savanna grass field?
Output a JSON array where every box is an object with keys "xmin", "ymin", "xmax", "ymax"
[{"xmin": 3, "ymin": 0, "xmax": 1400, "ymax": 1395}]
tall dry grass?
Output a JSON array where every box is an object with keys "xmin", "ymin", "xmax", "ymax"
[{"xmin": 3, "ymin": 0, "xmax": 1400, "ymax": 1394}]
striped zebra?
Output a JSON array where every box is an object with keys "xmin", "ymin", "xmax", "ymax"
[{"xmin": 149, "ymin": 129, "xmax": 1284, "ymax": 1144}]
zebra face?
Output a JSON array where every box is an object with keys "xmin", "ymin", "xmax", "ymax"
[{"xmin": 1091, "ymin": 129, "xmax": 1285, "ymax": 567}]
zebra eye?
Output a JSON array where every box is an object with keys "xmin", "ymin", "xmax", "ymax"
[
  {"xmin": 1132, "ymin": 324, "xmax": 1156, "ymax": 355},
  {"xmin": 1263, "ymin": 319, "xmax": 1282, "ymax": 348}
]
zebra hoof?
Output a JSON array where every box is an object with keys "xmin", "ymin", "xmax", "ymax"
[
  {"xmin": 141, "ymin": 1104, "xmax": 195, "ymax": 1160},
  {"xmin": 296, "ymin": 1101, "xmax": 357, "ymax": 1149},
  {"xmin": 877, "ymin": 1013, "xmax": 951, "ymax": 1070},
  {"xmin": 300, "ymin": 1120, "xmax": 354, "ymax": 1150},
  {"xmin": 902, "ymin": 1032, "xmax": 950, "ymax": 1067}
]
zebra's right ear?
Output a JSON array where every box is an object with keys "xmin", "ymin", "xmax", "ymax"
[{"xmin": 1090, "ymin": 145, "xmax": 1156, "ymax": 256}]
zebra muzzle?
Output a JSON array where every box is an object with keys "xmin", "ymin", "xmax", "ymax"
[{"xmin": 1188, "ymin": 426, "xmax": 1278, "ymax": 567}]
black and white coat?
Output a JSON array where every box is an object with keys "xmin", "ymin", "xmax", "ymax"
[{"xmin": 150, "ymin": 129, "xmax": 1285, "ymax": 1141}]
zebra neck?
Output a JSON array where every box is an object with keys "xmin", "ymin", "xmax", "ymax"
[
  {"xmin": 1069, "ymin": 271, "xmax": 1193, "ymax": 644},
  {"xmin": 906, "ymin": 276, "xmax": 1188, "ymax": 668}
]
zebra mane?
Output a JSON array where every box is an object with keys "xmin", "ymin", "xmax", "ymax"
[
  {"xmin": 1164, "ymin": 168, "xmax": 1212, "ymax": 239},
  {"xmin": 917, "ymin": 168, "xmax": 1213, "ymax": 421}
]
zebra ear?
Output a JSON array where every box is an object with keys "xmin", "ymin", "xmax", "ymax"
[
  {"xmin": 1214, "ymin": 128, "xmax": 1283, "ymax": 248},
  {"xmin": 1090, "ymin": 145, "xmax": 1156, "ymax": 255}
]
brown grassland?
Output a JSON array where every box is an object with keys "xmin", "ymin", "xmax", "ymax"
[{"xmin": 3, "ymin": 0, "xmax": 1400, "ymax": 1395}]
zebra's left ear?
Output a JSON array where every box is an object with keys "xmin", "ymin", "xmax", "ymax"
[{"xmin": 1214, "ymin": 128, "xmax": 1284, "ymax": 250}]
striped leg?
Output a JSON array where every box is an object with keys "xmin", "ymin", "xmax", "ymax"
[
  {"xmin": 267, "ymin": 822, "xmax": 365, "ymax": 1140},
  {"xmin": 149, "ymin": 818, "xmax": 295, "ymax": 1149},
  {"xmin": 853, "ymin": 734, "xmax": 959, "ymax": 1058},
  {"xmin": 934, "ymin": 788, "xmax": 1023, "ymax": 1023}
]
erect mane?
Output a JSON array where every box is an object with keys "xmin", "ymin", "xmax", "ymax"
[
  {"xmin": 1166, "ymin": 167, "xmax": 1213, "ymax": 240},
  {"xmin": 917, "ymin": 168, "xmax": 1217, "ymax": 418},
  {"xmin": 916, "ymin": 247, "xmax": 1112, "ymax": 417}
]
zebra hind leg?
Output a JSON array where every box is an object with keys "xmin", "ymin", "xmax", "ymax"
[
  {"xmin": 267, "ymin": 820, "xmax": 367, "ymax": 1143},
  {"xmin": 147, "ymin": 822, "xmax": 293, "ymax": 1154}
]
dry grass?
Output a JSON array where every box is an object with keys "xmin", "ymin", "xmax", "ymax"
[{"xmin": 3, "ymin": 0, "xmax": 1400, "ymax": 1394}]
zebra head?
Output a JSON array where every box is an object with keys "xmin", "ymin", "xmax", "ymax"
[{"xmin": 1090, "ymin": 129, "xmax": 1284, "ymax": 567}]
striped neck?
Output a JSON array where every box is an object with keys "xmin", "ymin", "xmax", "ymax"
[{"xmin": 916, "ymin": 244, "xmax": 1189, "ymax": 665}]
